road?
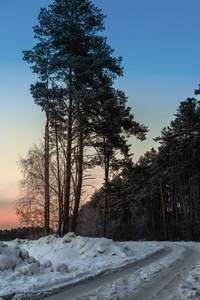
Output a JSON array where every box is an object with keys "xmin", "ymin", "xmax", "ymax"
[
  {"xmin": 130, "ymin": 244, "xmax": 199, "ymax": 300},
  {"xmin": 31, "ymin": 243, "xmax": 199, "ymax": 300}
]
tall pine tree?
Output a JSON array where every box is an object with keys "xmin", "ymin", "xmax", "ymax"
[{"xmin": 23, "ymin": 0, "xmax": 123, "ymax": 235}]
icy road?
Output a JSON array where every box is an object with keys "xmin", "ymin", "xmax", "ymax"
[{"xmin": 40, "ymin": 244, "xmax": 199, "ymax": 300}]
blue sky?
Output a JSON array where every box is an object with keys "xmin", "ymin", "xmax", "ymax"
[{"xmin": 1, "ymin": 0, "xmax": 200, "ymax": 228}]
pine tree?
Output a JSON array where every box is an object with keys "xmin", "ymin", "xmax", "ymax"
[
  {"xmin": 23, "ymin": 0, "xmax": 123, "ymax": 235},
  {"xmin": 85, "ymin": 88, "xmax": 148, "ymax": 237}
]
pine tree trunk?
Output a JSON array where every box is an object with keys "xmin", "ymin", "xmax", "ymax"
[
  {"xmin": 63, "ymin": 97, "xmax": 72, "ymax": 235},
  {"xmin": 63, "ymin": 70, "xmax": 73, "ymax": 235},
  {"xmin": 150, "ymin": 194, "xmax": 156, "ymax": 239},
  {"xmin": 54, "ymin": 121, "xmax": 62, "ymax": 236},
  {"xmin": 159, "ymin": 179, "xmax": 167, "ymax": 240},
  {"xmin": 103, "ymin": 142, "xmax": 110, "ymax": 238},
  {"xmin": 45, "ymin": 104, "xmax": 50, "ymax": 236},
  {"xmin": 71, "ymin": 122, "xmax": 83, "ymax": 233},
  {"xmin": 177, "ymin": 174, "xmax": 190, "ymax": 240}
]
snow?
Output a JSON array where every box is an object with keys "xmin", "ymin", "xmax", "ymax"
[
  {"xmin": 180, "ymin": 261, "xmax": 200, "ymax": 299},
  {"xmin": 80, "ymin": 243, "xmax": 186, "ymax": 300},
  {"xmin": 0, "ymin": 234, "xmax": 199, "ymax": 299}
]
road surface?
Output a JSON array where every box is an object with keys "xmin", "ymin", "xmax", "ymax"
[
  {"xmin": 31, "ymin": 244, "xmax": 199, "ymax": 300},
  {"xmin": 131, "ymin": 245, "xmax": 199, "ymax": 300}
]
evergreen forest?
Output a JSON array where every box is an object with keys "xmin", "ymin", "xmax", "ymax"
[{"xmin": 15, "ymin": 0, "xmax": 200, "ymax": 242}]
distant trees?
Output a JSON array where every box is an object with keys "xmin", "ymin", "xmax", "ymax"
[
  {"xmin": 0, "ymin": 227, "xmax": 51, "ymax": 241},
  {"xmin": 78, "ymin": 95, "xmax": 200, "ymax": 242},
  {"xmin": 18, "ymin": 0, "xmax": 147, "ymax": 236}
]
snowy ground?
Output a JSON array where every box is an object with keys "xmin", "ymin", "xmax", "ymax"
[{"xmin": 0, "ymin": 233, "xmax": 200, "ymax": 299}]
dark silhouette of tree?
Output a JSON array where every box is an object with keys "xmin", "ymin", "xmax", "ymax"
[{"xmin": 22, "ymin": 0, "xmax": 140, "ymax": 236}]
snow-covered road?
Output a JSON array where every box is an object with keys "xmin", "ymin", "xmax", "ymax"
[
  {"xmin": 41, "ymin": 244, "xmax": 199, "ymax": 300},
  {"xmin": 0, "ymin": 235, "xmax": 163, "ymax": 299},
  {"xmin": 134, "ymin": 245, "xmax": 200, "ymax": 300},
  {"xmin": 1, "ymin": 235, "xmax": 200, "ymax": 299},
  {"xmin": 40, "ymin": 246, "xmax": 172, "ymax": 300}
]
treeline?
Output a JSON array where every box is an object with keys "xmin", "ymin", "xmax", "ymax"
[
  {"xmin": 78, "ymin": 97, "xmax": 200, "ymax": 241},
  {"xmin": 0, "ymin": 227, "xmax": 50, "ymax": 241},
  {"xmin": 16, "ymin": 0, "xmax": 147, "ymax": 236}
]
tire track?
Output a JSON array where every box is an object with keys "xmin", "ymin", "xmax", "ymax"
[{"xmin": 39, "ymin": 246, "xmax": 172, "ymax": 300}]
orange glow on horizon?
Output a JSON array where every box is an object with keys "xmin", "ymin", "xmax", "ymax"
[
  {"xmin": 0, "ymin": 207, "xmax": 20, "ymax": 230},
  {"xmin": 0, "ymin": 167, "xmax": 104, "ymax": 231}
]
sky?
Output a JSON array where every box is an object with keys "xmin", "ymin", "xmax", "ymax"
[{"xmin": 1, "ymin": 0, "xmax": 200, "ymax": 229}]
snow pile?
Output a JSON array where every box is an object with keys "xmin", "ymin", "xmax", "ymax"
[
  {"xmin": 0, "ymin": 233, "xmax": 162, "ymax": 299},
  {"xmin": 22, "ymin": 233, "xmax": 133, "ymax": 262},
  {"xmin": 0, "ymin": 241, "xmax": 39, "ymax": 274}
]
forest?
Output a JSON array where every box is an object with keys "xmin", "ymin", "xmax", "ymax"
[
  {"xmin": 78, "ymin": 96, "xmax": 200, "ymax": 241},
  {"xmin": 15, "ymin": 0, "xmax": 200, "ymax": 242}
]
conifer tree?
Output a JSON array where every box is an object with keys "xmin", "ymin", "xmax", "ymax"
[
  {"xmin": 86, "ymin": 88, "xmax": 148, "ymax": 236},
  {"xmin": 23, "ymin": 0, "xmax": 123, "ymax": 235}
]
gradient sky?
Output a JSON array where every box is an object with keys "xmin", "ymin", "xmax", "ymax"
[{"xmin": 1, "ymin": 0, "xmax": 200, "ymax": 229}]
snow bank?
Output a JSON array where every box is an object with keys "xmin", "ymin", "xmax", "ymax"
[
  {"xmin": 0, "ymin": 241, "xmax": 38, "ymax": 273},
  {"xmin": 0, "ymin": 234, "xmax": 163, "ymax": 299},
  {"xmin": 21, "ymin": 232, "xmax": 134, "ymax": 263},
  {"xmin": 180, "ymin": 260, "xmax": 200, "ymax": 298}
]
